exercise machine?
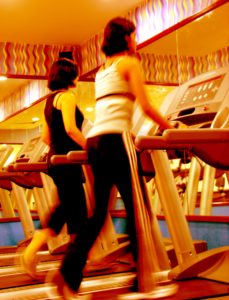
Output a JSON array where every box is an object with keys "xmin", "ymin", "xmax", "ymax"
[
  {"xmin": 135, "ymin": 128, "xmax": 229, "ymax": 284},
  {"xmin": 0, "ymin": 137, "xmax": 47, "ymax": 239},
  {"xmin": 160, "ymin": 66, "xmax": 229, "ymax": 215},
  {"xmin": 0, "ymin": 144, "xmax": 14, "ymax": 218}
]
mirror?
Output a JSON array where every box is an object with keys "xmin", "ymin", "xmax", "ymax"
[
  {"xmin": 0, "ymin": 79, "xmax": 96, "ymax": 130},
  {"xmin": 138, "ymin": 2, "xmax": 229, "ymax": 85},
  {"xmin": 137, "ymin": 2, "xmax": 229, "ymax": 217}
]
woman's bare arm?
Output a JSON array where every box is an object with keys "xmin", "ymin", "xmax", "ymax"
[
  {"xmin": 58, "ymin": 93, "xmax": 87, "ymax": 149},
  {"xmin": 118, "ymin": 56, "xmax": 173, "ymax": 129},
  {"xmin": 41, "ymin": 117, "xmax": 51, "ymax": 145}
]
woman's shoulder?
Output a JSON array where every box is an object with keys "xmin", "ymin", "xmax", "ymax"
[
  {"xmin": 55, "ymin": 90, "xmax": 75, "ymax": 100},
  {"xmin": 117, "ymin": 55, "xmax": 140, "ymax": 74},
  {"xmin": 53, "ymin": 90, "xmax": 76, "ymax": 109},
  {"xmin": 118, "ymin": 55, "xmax": 139, "ymax": 67}
]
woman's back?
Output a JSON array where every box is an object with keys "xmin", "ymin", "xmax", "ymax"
[{"xmin": 45, "ymin": 92, "xmax": 84, "ymax": 155}]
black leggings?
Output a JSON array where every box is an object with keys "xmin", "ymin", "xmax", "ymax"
[
  {"xmin": 60, "ymin": 134, "xmax": 138, "ymax": 291},
  {"xmin": 47, "ymin": 164, "xmax": 87, "ymax": 235}
]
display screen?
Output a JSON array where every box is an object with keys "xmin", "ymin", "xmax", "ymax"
[
  {"xmin": 176, "ymin": 74, "xmax": 225, "ymax": 109},
  {"xmin": 25, "ymin": 136, "xmax": 40, "ymax": 152}
]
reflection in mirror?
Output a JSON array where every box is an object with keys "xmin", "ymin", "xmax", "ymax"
[
  {"xmin": 0, "ymin": 79, "xmax": 96, "ymax": 131},
  {"xmin": 138, "ymin": 31, "xmax": 179, "ymax": 85},
  {"xmin": 0, "ymin": 78, "xmax": 48, "ymax": 129},
  {"xmin": 176, "ymin": 3, "xmax": 229, "ymax": 83},
  {"xmin": 138, "ymin": 3, "xmax": 229, "ymax": 84},
  {"xmin": 137, "ymin": 2, "xmax": 229, "ymax": 217}
]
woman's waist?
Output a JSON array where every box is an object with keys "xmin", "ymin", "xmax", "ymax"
[
  {"xmin": 87, "ymin": 120, "xmax": 132, "ymax": 138},
  {"xmin": 96, "ymin": 92, "xmax": 135, "ymax": 101}
]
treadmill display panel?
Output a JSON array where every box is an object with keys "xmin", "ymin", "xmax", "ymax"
[{"xmin": 176, "ymin": 74, "xmax": 225, "ymax": 109}]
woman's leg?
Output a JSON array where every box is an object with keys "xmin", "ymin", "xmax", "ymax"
[
  {"xmin": 112, "ymin": 138, "xmax": 138, "ymax": 262},
  {"xmin": 59, "ymin": 136, "xmax": 115, "ymax": 292},
  {"xmin": 22, "ymin": 166, "xmax": 87, "ymax": 278},
  {"xmin": 48, "ymin": 165, "xmax": 87, "ymax": 235},
  {"xmin": 21, "ymin": 227, "xmax": 56, "ymax": 278},
  {"xmin": 60, "ymin": 176, "xmax": 113, "ymax": 291}
]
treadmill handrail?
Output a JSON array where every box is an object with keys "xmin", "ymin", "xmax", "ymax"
[
  {"xmin": 135, "ymin": 128, "xmax": 229, "ymax": 170},
  {"xmin": 0, "ymin": 170, "xmax": 43, "ymax": 188},
  {"xmin": 50, "ymin": 151, "xmax": 88, "ymax": 165},
  {"xmin": 9, "ymin": 162, "xmax": 48, "ymax": 173},
  {"xmin": 67, "ymin": 150, "xmax": 88, "ymax": 164},
  {"xmin": 163, "ymin": 128, "xmax": 229, "ymax": 143},
  {"xmin": 50, "ymin": 154, "xmax": 72, "ymax": 165}
]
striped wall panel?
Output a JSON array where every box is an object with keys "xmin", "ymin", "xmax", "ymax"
[
  {"xmin": 0, "ymin": 43, "xmax": 80, "ymax": 77},
  {"xmin": 0, "ymin": 0, "xmax": 222, "ymax": 77}
]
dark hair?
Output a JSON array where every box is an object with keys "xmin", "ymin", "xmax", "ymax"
[
  {"xmin": 102, "ymin": 17, "xmax": 136, "ymax": 57},
  {"xmin": 58, "ymin": 51, "xmax": 74, "ymax": 60},
  {"xmin": 48, "ymin": 58, "xmax": 78, "ymax": 91}
]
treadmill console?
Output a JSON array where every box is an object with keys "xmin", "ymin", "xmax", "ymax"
[
  {"xmin": 15, "ymin": 136, "xmax": 43, "ymax": 162},
  {"xmin": 164, "ymin": 67, "xmax": 229, "ymax": 125}
]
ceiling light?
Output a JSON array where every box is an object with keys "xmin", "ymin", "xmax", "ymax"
[
  {"xmin": 86, "ymin": 107, "xmax": 94, "ymax": 112},
  {"xmin": 32, "ymin": 117, "xmax": 40, "ymax": 122}
]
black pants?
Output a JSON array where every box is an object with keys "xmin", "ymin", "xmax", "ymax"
[
  {"xmin": 47, "ymin": 164, "xmax": 87, "ymax": 235},
  {"xmin": 60, "ymin": 134, "xmax": 138, "ymax": 291}
]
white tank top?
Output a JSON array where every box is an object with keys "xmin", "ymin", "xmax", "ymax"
[{"xmin": 87, "ymin": 58, "xmax": 135, "ymax": 137}]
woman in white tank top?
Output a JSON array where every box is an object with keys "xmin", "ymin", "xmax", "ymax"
[{"xmin": 47, "ymin": 17, "xmax": 174, "ymax": 298}]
